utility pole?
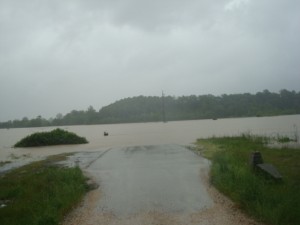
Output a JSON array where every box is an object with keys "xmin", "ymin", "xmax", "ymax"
[{"xmin": 162, "ymin": 91, "xmax": 166, "ymax": 123}]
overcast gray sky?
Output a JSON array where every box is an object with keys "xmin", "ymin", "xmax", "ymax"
[{"xmin": 0, "ymin": 0, "xmax": 299, "ymax": 121}]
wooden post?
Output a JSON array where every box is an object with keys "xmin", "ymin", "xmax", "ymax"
[{"xmin": 250, "ymin": 151, "xmax": 263, "ymax": 168}]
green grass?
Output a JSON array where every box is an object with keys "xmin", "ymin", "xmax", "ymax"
[
  {"xmin": 196, "ymin": 135, "xmax": 300, "ymax": 225},
  {"xmin": 0, "ymin": 161, "xmax": 11, "ymax": 166},
  {"xmin": 14, "ymin": 128, "xmax": 88, "ymax": 147},
  {"xmin": 276, "ymin": 136, "xmax": 296, "ymax": 143},
  {"xmin": 0, "ymin": 156, "xmax": 88, "ymax": 225}
]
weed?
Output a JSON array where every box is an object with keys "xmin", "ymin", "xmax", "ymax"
[
  {"xmin": 197, "ymin": 135, "xmax": 300, "ymax": 225},
  {"xmin": 277, "ymin": 136, "xmax": 293, "ymax": 143},
  {"xmin": 0, "ymin": 157, "xmax": 88, "ymax": 225},
  {"xmin": 0, "ymin": 161, "xmax": 11, "ymax": 167},
  {"xmin": 9, "ymin": 153, "xmax": 20, "ymax": 160}
]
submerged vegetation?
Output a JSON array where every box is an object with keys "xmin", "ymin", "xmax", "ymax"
[
  {"xmin": 276, "ymin": 135, "xmax": 297, "ymax": 143},
  {"xmin": 14, "ymin": 128, "xmax": 88, "ymax": 147},
  {"xmin": 0, "ymin": 156, "xmax": 88, "ymax": 225},
  {"xmin": 1, "ymin": 89, "xmax": 300, "ymax": 128},
  {"xmin": 196, "ymin": 135, "xmax": 300, "ymax": 225}
]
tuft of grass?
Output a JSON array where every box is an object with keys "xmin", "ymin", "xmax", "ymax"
[
  {"xmin": 0, "ymin": 161, "xmax": 11, "ymax": 167},
  {"xmin": 276, "ymin": 136, "xmax": 295, "ymax": 143},
  {"xmin": 194, "ymin": 139, "xmax": 222, "ymax": 159},
  {"xmin": 0, "ymin": 157, "xmax": 88, "ymax": 225},
  {"xmin": 197, "ymin": 135, "xmax": 300, "ymax": 225},
  {"xmin": 14, "ymin": 128, "xmax": 88, "ymax": 147}
]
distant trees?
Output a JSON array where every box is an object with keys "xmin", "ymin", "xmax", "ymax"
[
  {"xmin": 97, "ymin": 96, "xmax": 163, "ymax": 123},
  {"xmin": 1, "ymin": 89, "xmax": 300, "ymax": 128}
]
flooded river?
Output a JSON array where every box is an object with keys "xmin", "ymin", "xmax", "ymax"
[
  {"xmin": 0, "ymin": 115, "xmax": 299, "ymax": 162},
  {"xmin": 1, "ymin": 115, "xmax": 298, "ymax": 224}
]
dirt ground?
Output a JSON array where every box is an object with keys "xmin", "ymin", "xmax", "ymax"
[{"xmin": 63, "ymin": 169, "xmax": 264, "ymax": 225}]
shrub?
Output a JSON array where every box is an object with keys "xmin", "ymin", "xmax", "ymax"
[{"xmin": 14, "ymin": 129, "xmax": 88, "ymax": 147}]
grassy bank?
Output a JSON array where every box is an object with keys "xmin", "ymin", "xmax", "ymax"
[
  {"xmin": 0, "ymin": 155, "xmax": 88, "ymax": 225},
  {"xmin": 14, "ymin": 128, "xmax": 88, "ymax": 147},
  {"xmin": 196, "ymin": 135, "xmax": 300, "ymax": 225}
]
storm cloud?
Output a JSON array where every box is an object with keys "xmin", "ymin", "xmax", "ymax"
[{"xmin": 1, "ymin": 0, "xmax": 299, "ymax": 121}]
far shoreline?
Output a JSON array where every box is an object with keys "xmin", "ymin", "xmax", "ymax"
[{"xmin": 2, "ymin": 113, "xmax": 300, "ymax": 130}]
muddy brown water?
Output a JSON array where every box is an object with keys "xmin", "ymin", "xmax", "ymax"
[{"xmin": 0, "ymin": 115, "xmax": 299, "ymax": 163}]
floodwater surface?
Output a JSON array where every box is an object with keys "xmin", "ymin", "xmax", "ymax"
[
  {"xmin": 62, "ymin": 145, "xmax": 263, "ymax": 225},
  {"xmin": 67, "ymin": 145, "xmax": 213, "ymax": 216},
  {"xmin": 0, "ymin": 115, "xmax": 299, "ymax": 162}
]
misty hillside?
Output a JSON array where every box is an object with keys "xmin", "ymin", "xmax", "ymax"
[
  {"xmin": 98, "ymin": 90, "xmax": 300, "ymax": 123},
  {"xmin": 99, "ymin": 96, "xmax": 163, "ymax": 123},
  {"xmin": 1, "ymin": 89, "xmax": 300, "ymax": 128}
]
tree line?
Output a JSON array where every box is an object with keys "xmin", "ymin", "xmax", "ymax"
[{"xmin": 1, "ymin": 89, "xmax": 300, "ymax": 128}]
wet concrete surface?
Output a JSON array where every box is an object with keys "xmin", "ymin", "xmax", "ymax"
[{"xmin": 66, "ymin": 144, "xmax": 213, "ymax": 217}]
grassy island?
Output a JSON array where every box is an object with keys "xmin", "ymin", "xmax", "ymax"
[
  {"xmin": 196, "ymin": 135, "xmax": 300, "ymax": 225},
  {"xmin": 14, "ymin": 128, "xmax": 88, "ymax": 147}
]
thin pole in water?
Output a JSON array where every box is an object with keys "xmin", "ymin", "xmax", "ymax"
[{"xmin": 162, "ymin": 91, "xmax": 166, "ymax": 123}]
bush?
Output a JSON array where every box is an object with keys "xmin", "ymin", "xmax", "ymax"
[{"xmin": 14, "ymin": 129, "xmax": 88, "ymax": 147}]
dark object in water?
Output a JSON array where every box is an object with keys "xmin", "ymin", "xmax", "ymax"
[{"xmin": 104, "ymin": 132, "xmax": 109, "ymax": 136}]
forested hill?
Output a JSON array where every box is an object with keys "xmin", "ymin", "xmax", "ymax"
[
  {"xmin": 1, "ymin": 89, "xmax": 300, "ymax": 128},
  {"xmin": 98, "ymin": 90, "xmax": 300, "ymax": 123}
]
